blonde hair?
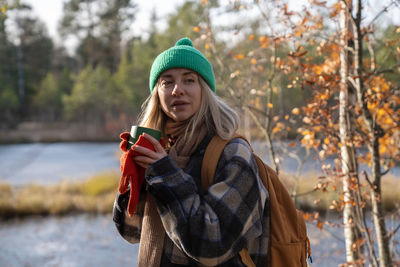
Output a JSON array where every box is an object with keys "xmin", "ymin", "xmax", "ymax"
[{"xmin": 137, "ymin": 76, "xmax": 239, "ymax": 142}]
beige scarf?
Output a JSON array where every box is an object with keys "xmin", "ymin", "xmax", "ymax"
[{"xmin": 138, "ymin": 120, "xmax": 207, "ymax": 266}]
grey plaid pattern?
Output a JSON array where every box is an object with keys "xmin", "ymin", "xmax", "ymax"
[
  {"xmin": 113, "ymin": 136, "xmax": 270, "ymax": 266},
  {"xmin": 147, "ymin": 137, "xmax": 269, "ymax": 266},
  {"xmin": 113, "ymin": 186, "xmax": 146, "ymax": 244}
]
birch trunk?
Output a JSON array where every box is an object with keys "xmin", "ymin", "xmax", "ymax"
[
  {"xmin": 243, "ymin": 108, "xmax": 251, "ymax": 142},
  {"xmin": 352, "ymin": 0, "xmax": 392, "ymax": 265},
  {"xmin": 339, "ymin": 1, "xmax": 364, "ymax": 264}
]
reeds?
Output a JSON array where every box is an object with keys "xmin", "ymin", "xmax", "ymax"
[
  {"xmin": 0, "ymin": 170, "xmax": 398, "ymax": 220},
  {"xmin": 0, "ymin": 171, "xmax": 120, "ymax": 220},
  {"xmin": 280, "ymin": 172, "xmax": 400, "ymax": 214}
]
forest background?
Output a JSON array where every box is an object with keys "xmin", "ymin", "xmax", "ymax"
[
  {"xmin": 0, "ymin": 0, "xmax": 400, "ymax": 266},
  {"xmin": 0, "ymin": 0, "xmax": 398, "ymax": 143}
]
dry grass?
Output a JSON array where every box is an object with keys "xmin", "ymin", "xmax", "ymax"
[
  {"xmin": 0, "ymin": 170, "xmax": 398, "ymax": 220},
  {"xmin": 280, "ymin": 171, "xmax": 400, "ymax": 214},
  {"xmin": 0, "ymin": 171, "xmax": 120, "ymax": 220}
]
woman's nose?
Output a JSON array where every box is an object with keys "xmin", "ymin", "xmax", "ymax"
[{"xmin": 171, "ymin": 82, "xmax": 184, "ymax": 96}]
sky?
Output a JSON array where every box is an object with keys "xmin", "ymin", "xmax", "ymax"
[
  {"xmin": 20, "ymin": 0, "xmax": 400, "ymax": 53},
  {"xmin": 23, "ymin": 0, "xmax": 186, "ymax": 51}
]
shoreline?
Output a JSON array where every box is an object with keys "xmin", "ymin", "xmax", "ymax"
[
  {"xmin": 0, "ymin": 121, "xmax": 122, "ymax": 144},
  {"xmin": 1, "ymin": 171, "xmax": 399, "ymax": 221}
]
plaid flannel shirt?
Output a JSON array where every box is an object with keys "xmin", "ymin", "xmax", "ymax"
[{"xmin": 113, "ymin": 135, "xmax": 269, "ymax": 266}]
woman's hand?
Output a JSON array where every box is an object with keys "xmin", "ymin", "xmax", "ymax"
[{"xmin": 132, "ymin": 133, "xmax": 167, "ymax": 169}]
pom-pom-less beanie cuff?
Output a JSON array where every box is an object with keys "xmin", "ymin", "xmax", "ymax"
[{"xmin": 149, "ymin": 37, "xmax": 216, "ymax": 92}]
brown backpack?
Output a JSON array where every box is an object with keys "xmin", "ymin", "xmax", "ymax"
[{"xmin": 201, "ymin": 135, "xmax": 311, "ymax": 267}]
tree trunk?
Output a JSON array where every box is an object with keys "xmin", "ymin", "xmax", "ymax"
[
  {"xmin": 243, "ymin": 108, "xmax": 251, "ymax": 142},
  {"xmin": 339, "ymin": 1, "xmax": 364, "ymax": 264},
  {"xmin": 17, "ymin": 44, "xmax": 25, "ymax": 114},
  {"xmin": 351, "ymin": 1, "xmax": 392, "ymax": 265},
  {"xmin": 370, "ymin": 139, "xmax": 392, "ymax": 267}
]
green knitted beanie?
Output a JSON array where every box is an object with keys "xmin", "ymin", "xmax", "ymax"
[{"xmin": 149, "ymin": 37, "xmax": 216, "ymax": 92}]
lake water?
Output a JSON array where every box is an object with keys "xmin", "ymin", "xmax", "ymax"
[
  {"xmin": 0, "ymin": 142, "xmax": 398, "ymax": 266},
  {"xmin": 0, "ymin": 214, "xmax": 347, "ymax": 267},
  {"xmin": 0, "ymin": 142, "xmax": 120, "ymax": 185},
  {"xmin": 0, "ymin": 215, "xmax": 138, "ymax": 267},
  {"xmin": 1, "ymin": 142, "xmax": 397, "ymax": 186}
]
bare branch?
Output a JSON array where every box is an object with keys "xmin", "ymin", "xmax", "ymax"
[
  {"xmin": 291, "ymin": 188, "xmax": 318, "ymax": 198},
  {"xmin": 388, "ymin": 223, "xmax": 400, "ymax": 240},
  {"xmin": 362, "ymin": 170, "xmax": 374, "ymax": 188},
  {"xmin": 347, "ymin": 76, "xmax": 358, "ymax": 89},
  {"xmin": 367, "ymin": 39, "xmax": 376, "ymax": 72},
  {"xmin": 247, "ymin": 105, "xmax": 266, "ymax": 117},
  {"xmin": 367, "ymin": 1, "xmax": 398, "ymax": 30},
  {"xmin": 244, "ymin": 105, "xmax": 280, "ymax": 174},
  {"xmin": 372, "ymin": 64, "xmax": 400, "ymax": 75},
  {"xmin": 380, "ymin": 168, "xmax": 390, "ymax": 176},
  {"xmin": 340, "ymin": 0, "xmax": 356, "ymax": 25},
  {"xmin": 255, "ymin": 1, "xmax": 272, "ymax": 29},
  {"xmin": 345, "ymin": 46, "xmax": 355, "ymax": 54}
]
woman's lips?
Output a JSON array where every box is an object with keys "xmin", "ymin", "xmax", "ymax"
[{"xmin": 172, "ymin": 101, "xmax": 189, "ymax": 107}]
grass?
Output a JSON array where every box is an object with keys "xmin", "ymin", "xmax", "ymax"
[
  {"xmin": 280, "ymin": 172, "xmax": 400, "ymax": 215},
  {"xmin": 0, "ymin": 170, "xmax": 398, "ymax": 220},
  {"xmin": 0, "ymin": 171, "xmax": 120, "ymax": 220}
]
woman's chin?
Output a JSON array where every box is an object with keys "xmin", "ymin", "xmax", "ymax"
[{"xmin": 167, "ymin": 112, "xmax": 194, "ymax": 122}]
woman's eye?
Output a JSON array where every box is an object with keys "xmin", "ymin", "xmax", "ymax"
[
  {"xmin": 186, "ymin": 78, "xmax": 195, "ymax": 83},
  {"xmin": 162, "ymin": 81, "xmax": 173, "ymax": 87}
]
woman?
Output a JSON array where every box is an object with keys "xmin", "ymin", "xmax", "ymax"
[{"xmin": 113, "ymin": 37, "xmax": 269, "ymax": 266}]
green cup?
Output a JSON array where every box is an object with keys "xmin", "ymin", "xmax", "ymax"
[{"xmin": 127, "ymin": 126, "xmax": 161, "ymax": 150}]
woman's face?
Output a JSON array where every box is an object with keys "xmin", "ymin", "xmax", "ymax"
[{"xmin": 157, "ymin": 68, "xmax": 202, "ymax": 122}]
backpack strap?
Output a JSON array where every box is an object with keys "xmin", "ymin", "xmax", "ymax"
[
  {"xmin": 201, "ymin": 134, "xmax": 255, "ymax": 267},
  {"xmin": 201, "ymin": 134, "xmax": 251, "ymax": 191},
  {"xmin": 201, "ymin": 135, "xmax": 230, "ymax": 191}
]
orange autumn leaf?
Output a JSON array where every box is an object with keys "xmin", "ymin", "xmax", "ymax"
[
  {"xmin": 314, "ymin": 0, "xmax": 327, "ymax": 6},
  {"xmin": 249, "ymin": 34, "xmax": 255, "ymax": 40},
  {"xmin": 234, "ymin": 53, "xmax": 245, "ymax": 59},
  {"xmin": 259, "ymin": 36, "xmax": 269, "ymax": 45},
  {"xmin": 295, "ymin": 29, "xmax": 303, "ymax": 37},
  {"xmin": 193, "ymin": 26, "xmax": 200, "ymax": 32},
  {"xmin": 314, "ymin": 65, "xmax": 323, "ymax": 75},
  {"xmin": 292, "ymin": 107, "xmax": 300, "ymax": 115},
  {"xmin": 303, "ymin": 213, "xmax": 312, "ymax": 221},
  {"xmin": 251, "ymin": 58, "xmax": 257, "ymax": 64},
  {"xmin": 202, "ymin": 0, "xmax": 207, "ymax": 5},
  {"xmin": 317, "ymin": 220, "xmax": 323, "ymax": 230},
  {"xmin": 320, "ymin": 93, "xmax": 329, "ymax": 100},
  {"xmin": 272, "ymin": 126, "xmax": 281, "ymax": 133},
  {"xmin": 330, "ymin": 2, "xmax": 341, "ymax": 18}
]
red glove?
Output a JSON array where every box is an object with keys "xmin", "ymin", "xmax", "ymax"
[
  {"xmin": 119, "ymin": 132, "xmax": 130, "ymax": 153},
  {"xmin": 118, "ymin": 133, "xmax": 156, "ymax": 216}
]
